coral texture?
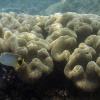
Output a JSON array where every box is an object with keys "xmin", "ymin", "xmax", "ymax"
[
  {"xmin": 0, "ymin": 12, "xmax": 100, "ymax": 91},
  {"xmin": 64, "ymin": 43, "xmax": 98, "ymax": 91}
]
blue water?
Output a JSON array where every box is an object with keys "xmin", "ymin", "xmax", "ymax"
[
  {"xmin": 0, "ymin": 0, "xmax": 60, "ymax": 15},
  {"xmin": 0, "ymin": 0, "xmax": 100, "ymax": 15}
]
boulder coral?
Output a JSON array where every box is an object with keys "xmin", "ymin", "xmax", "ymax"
[
  {"xmin": 3, "ymin": 30, "xmax": 53, "ymax": 84},
  {"xmin": 50, "ymin": 35, "xmax": 76, "ymax": 62},
  {"xmin": 17, "ymin": 48, "xmax": 53, "ymax": 84},
  {"xmin": 64, "ymin": 43, "xmax": 98, "ymax": 91},
  {"xmin": 0, "ymin": 12, "xmax": 100, "ymax": 91},
  {"xmin": 46, "ymin": 28, "xmax": 77, "ymax": 43},
  {"xmin": 67, "ymin": 19, "xmax": 93, "ymax": 42},
  {"xmin": 85, "ymin": 35, "xmax": 100, "ymax": 54}
]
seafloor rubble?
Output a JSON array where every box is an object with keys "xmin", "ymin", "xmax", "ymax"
[{"xmin": 0, "ymin": 12, "xmax": 100, "ymax": 95}]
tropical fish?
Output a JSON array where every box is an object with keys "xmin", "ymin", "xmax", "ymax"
[{"xmin": 0, "ymin": 52, "xmax": 24, "ymax": 68}]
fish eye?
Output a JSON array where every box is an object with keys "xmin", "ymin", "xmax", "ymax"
[{"xmin": 18, "ymin": 59, "xmax": 22, "ymax": 66}]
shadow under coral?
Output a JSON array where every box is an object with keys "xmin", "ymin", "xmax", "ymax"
[{"xmin": 0, "ymin": 62, "xmax": 98, "ymax": 100}]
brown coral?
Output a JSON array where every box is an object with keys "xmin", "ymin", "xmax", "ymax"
[
  {"xmin": 50, "ymin": 35, "xmax": 76, "ymax": 62},
  {"xmin": 64, "ymin": 43, "xmax": 98, "ymax": 91},
  {"xmin": 46, "ymin": 28, "xmax": 77, "ymax": 43},
  {"xmin": 0, "ymin": 12, "xmax": 100, "ymax": 92},
  {"xmin": 85, "ymin": 35, "xmax": 100, "ymax": 54},
  {"xmin": 67, "ymin": 19, "xmax": 93, "ymax": 42},
  {"xmin": 3, "ymin": 30, "xmax": 53, "ymax": 84},
  {"xmin": 16, "ymin": 48, "xmax": 53, "ymax": 84}
]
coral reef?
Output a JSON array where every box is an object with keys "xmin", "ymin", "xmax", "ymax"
[
  {"xmin": 50, "ymin": 35, "xmax": 76, "ymax": 62},
  {"xmin": 0, "ymin": 12, "xmax": 100, "ymax": 92},
  {"xmin": 64, "ymin": 43, "xmax": 98, "ymax": 92},
  {"xmin": 3, "ymin": 30, "xmax": 53, "ymax": 84}
]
